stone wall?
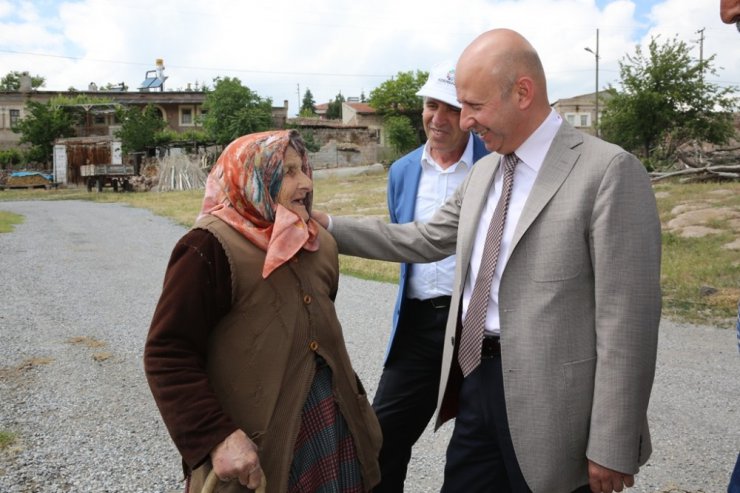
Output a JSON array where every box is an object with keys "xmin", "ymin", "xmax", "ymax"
[{"xmin": 298, "ymin": 126, "xmax": 391, "ymax": 169}]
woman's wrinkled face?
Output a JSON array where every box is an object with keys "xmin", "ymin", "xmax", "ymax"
[{"xmin": 277, "ymin": 145, "xmax": 313, "ymax": 222}]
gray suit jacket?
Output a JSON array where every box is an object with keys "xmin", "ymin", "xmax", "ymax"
[{"xmin": 331, "ymin": 121, "xmax": 661, "ymax": 492}]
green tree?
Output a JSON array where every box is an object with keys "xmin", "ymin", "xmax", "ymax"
[
  {"xmin": 368, "ymin": 70, "xmax": 428, "ymax": 143},
  {"xmin": 600, "ymin": 35, "xmax": 737, "ymax": 167},
  {"xmin": 300, "ymin": 88, "xmax": 316, "ymax": 116},
  {"xmin": 384, "ymin": 115, "xmax": 417, "ymax": 155},
  {"xmin": 12, "ymin": 101, "xmax": 75, "ymax": 165},
  {"xmin": 201, "ymin": 77, "xmax": 274, "ymax": 146},
  {"xmin": 114, "ymin": 104, "xmax": 167, "ymax": 154},
  {"xmin": 325, "ymin": 92, "xmax": 345, "ymax": 120},
  {"xmin": 1, "ymin": 71, "xmax": 45, "ymax": 91}
]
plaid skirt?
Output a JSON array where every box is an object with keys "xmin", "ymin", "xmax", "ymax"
[{"xmin": 288, "ymin": 357, "xmax": 363, "ymax": 493}]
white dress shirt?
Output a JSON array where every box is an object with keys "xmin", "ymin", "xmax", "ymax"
[
  {"xmin": 461, "ymin": 109, "xmax": 563, "ymax": 336},
  {"xmin": 406, "ymin": 135, "xmax": 474, "ymax": 300}
]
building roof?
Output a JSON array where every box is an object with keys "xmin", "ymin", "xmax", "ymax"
[
  {"xmin": 345, "ymin": 102, "xmax": 375, "ymax": 114},
  {"xmin": 551, "ymin": 91, "xmax": 612, "ymax": 107}
]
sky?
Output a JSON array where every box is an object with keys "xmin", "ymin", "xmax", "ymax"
[{"xmin": 0, "ymin": 0, "xmax": 738, "ymax": 116}]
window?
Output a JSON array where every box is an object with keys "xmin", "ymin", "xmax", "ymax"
[
  {"xmin": 9, "ymin": 109, "xmax": 20, "ymax": 127},
  {"xmin": 180, "ymin": 106, "xmax": 194, "ymax": 126},
  {"xmin": 94, "ymin": 114, "xmax": 106, "ymax": 125},
  {"xmin": 564, "ymin": 112, "xmax": 591, "ymax": 128}
]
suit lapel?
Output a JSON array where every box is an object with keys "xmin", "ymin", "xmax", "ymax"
[{"xmin": 510, "ymin": 123, "xmax": 583, "ymax": 253}]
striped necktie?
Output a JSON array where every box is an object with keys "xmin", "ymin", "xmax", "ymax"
[{"xmin": 458, "ymin": 153, "xmax": 519, "ymax": 377}]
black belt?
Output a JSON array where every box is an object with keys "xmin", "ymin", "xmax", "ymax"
[
  {"xmin": 481, "ymin": 335, "xmax": 501, "ymax": 359},
  {"xmin": 410, "ymin": 295, "xmax": 451, "ymax": 309}
]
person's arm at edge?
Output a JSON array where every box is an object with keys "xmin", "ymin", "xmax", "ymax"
[
  {"xmin": 586, "ymin": 152, "xmax": 662, "ymax": 487},
  {"xmin": 311, "ymin": 166, "xmax": 470, "ymax": 263},
  {"xmin": 144, "ymin": 229, "xmax": 240, "ymax": 471}
]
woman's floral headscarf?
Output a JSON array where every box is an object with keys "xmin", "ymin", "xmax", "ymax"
[{"xmin": 197, "ymin": 129, "xmax": 319, "ymax": 278}]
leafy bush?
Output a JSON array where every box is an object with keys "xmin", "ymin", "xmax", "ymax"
[{"xmin": 0, "ymin": 148, "xmax": 23, "ymax": 168}]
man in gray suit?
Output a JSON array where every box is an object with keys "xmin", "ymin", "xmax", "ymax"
[{"xmin": 314, "ymin": 29, "xmax": 661, "ymax": 493}]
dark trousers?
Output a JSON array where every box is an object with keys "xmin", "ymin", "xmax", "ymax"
[
  {"xmin": 441, "ymin": 355, "xmax": 591, "ymax": 493},
  {"xmin": 730, "ymin": 452, "xmax": 740, "ymax": 493},
  {"xmin": 371, "ymin": 298, "xmax": 448, "ymax": 493}
]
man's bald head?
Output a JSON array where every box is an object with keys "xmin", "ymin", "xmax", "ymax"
[
  {"xmin": 457, "ymin": 29, "xmax": 547, "ymax": 101},
  {"xmin": 454, "ymin": 29, "xmax": 551, "ymax": 154}
]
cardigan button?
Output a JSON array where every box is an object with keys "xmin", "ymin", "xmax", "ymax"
[
  {"xmin": 309, "ymin": 340, "xmax": 319, "ymax": 351},
  {"xmin": 303, "ymin": 294, "xmax": 312, "ymax": 304}
]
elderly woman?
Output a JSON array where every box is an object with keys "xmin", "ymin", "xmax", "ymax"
[{"xmin": 144, "ymin": 130, "xmax": 381, "ymax": 493}]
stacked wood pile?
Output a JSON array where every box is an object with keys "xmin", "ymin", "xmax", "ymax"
[
  {"xmin": 155, "ymin": 154, "xmax": 208, "ymax": 191},
  {"xmin": 651, "ymin": 140, "xmax": 740, "ymax": 182}
]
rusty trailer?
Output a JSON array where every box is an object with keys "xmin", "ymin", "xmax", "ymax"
[{"xmin": 80, "ymin": 163, "xmax": 135, "ymax": 192}]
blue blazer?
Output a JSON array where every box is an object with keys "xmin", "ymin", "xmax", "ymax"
[{"xmin": 384, "ymin": 135, "xmax": 489, "ymax": 361}]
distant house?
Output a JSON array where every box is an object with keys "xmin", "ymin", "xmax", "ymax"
[
  {"xmin": 551, "ymin": 91, "xmax": 609, "ymax": 136},
  {"xmin": 291, "ymin": 97, "xmax": 389, "ymax": 168},
  {"xmin": 343, "ymin": 100, "xmax": 382, "ymax": 126},
  {"xmin": 342, "ymin": 100, "xmax": 384, "ymax": 145},
  {"xmin": 313, "ymin": 102, "xmax": 329, "ymax": 119},
  {"xmin": 0, "ymin": 72, "xmax": 289, "ymax": 151}
]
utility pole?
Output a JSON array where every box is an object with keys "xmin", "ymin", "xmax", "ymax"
[
  {"xmin": 696, "ymin": 27, "xmax": 705, "ymax": 83},
  {"xmin": 584, "ymin": 28, "xmax": 600, "ymax": 137},
  {"xmin": 296, "ymin": 84, "xmax": 301, "ymax": 117}
]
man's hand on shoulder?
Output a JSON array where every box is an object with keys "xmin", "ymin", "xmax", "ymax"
[{"xmin": 311, "ymin": 210, "xmax": 330, "ymax": 229}]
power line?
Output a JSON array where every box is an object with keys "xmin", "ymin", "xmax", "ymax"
[{"xmin": 0, "ymin": 49, "xmax": 393, "ymax": 79}]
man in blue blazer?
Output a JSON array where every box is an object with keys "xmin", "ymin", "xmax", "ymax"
[{"xmin": 374, "ymin": 60, "xmax": 488, "ymax": 492}]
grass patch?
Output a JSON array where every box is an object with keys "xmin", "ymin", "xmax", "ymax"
[
  {"xmin": 661, "ymin": 231, "xmax": 740, "ymax": 325},
  {"xmin": 657, "ymin": 181, "xmax": 740, "ymax": 325},
  {"xmin": 2, "ymin": 177, "xmax": 739, "ymax": 326},
  {"xmin": 0, "ymin": 210, "xmax": 23, "ymax": 233},
  {"xmin": 654, "ymin": 181, "xmax": 740, "ymax": 216},
  {"xmin": 67, "ymin": 336, "xmax": 107, "ymax": 348},
  {"xmin": 93, "ymin": 352, "xmax": 113, "ymax": 362},
  {"xmin": 0, "ymin": 430, "xmax": 17, "ymax": 449},
  {"xmin": 0, "ymin": 187, "xmax": 204, "ymax": 227},
  {"xmin": 0, "ymin": 357, "xmax": 54, "ymax": 381}
]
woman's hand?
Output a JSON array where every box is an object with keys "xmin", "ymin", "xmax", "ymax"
[{"xmin": 210, "ymin": 429, "xmax": 264, "ymax": 490}]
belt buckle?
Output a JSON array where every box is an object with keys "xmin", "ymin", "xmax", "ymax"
[{"xmin": 481, "ymin": 336, "xmax": 501, "ymax": 359}]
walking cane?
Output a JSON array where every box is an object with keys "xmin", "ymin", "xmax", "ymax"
[{"xmin": 201, "ymin": 469, "xmax": 267, "ymax": 493}]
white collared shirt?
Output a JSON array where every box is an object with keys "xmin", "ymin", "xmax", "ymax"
[
  {"xmin": 406, "ymin": 134, "xmax": 474, "ymax": 300},
  {"xmin": 461, "ymin": 109, "xmax": 563, "ymax": 335}
]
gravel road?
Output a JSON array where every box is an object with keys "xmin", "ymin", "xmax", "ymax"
[{"xmin": 0, "ymin": 200, "xmax": 737, "ymax": 493}]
